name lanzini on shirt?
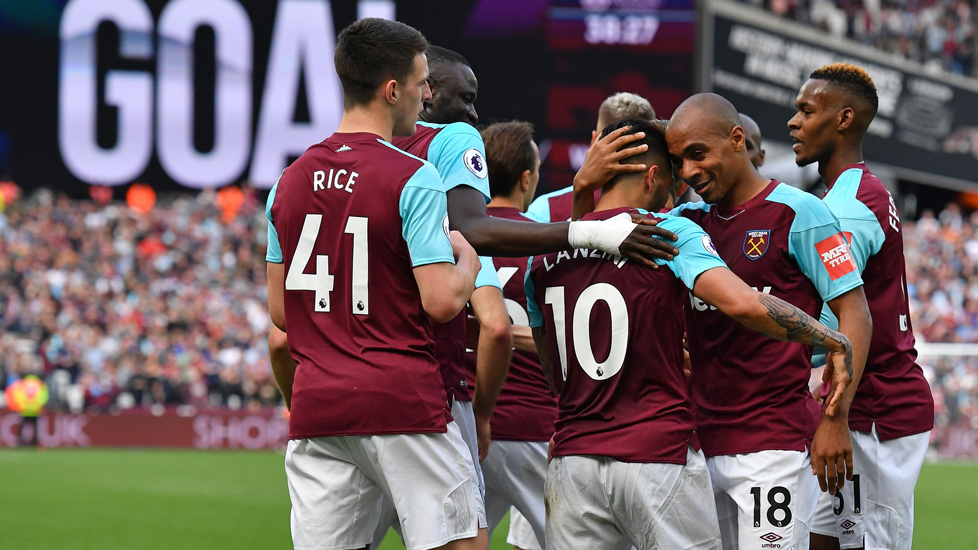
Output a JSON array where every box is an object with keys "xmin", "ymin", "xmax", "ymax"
[{"xmin": 543, "ymin": 248, "xmax": 628, "ymax": 271}]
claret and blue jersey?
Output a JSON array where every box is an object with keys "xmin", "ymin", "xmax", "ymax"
[
  {"xmin": 524, "ymin": 208, "xmax": 726, "ymax": 464},
  {"xmin": 821, "ymin": 163, "xmax": 934, "ymax": 440},
  {"xmin": 672, "ymin": 179, "xmax": 864, "ymax": 457},
  {"xmin": 393, "ymin": 121, "xmax": 498, "ymax": 402},
  {"xmin": 265, "ymin": 132, "xmax": 457, "ymax": 440}
]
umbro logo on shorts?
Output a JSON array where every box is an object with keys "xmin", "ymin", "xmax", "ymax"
[{"xmin": 760, "ymin": 532, "xmax": 783, "ymax": 542}]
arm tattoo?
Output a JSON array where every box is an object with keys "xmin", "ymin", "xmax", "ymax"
[{"xmin": 757, "ymin": 294, "xmax": 853, "ymax": 377}]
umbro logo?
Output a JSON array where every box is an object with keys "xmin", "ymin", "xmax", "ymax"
[
  {"xmin": 759, "ymin": 532, "xmax": 784, "ymax": 547},
  {"xmin": 841, "ymin": 520, "xmax": 856, "ymax": 530},
  {"xmin": 336, "ymin": 145, "xmax": 352, "ymax": 153}
]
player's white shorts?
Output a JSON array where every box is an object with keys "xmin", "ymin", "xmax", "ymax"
[
  {"xmin": 545, "ymin": 446, "xmax": 720, "ymax": 550},
  {"xmin": 506, "ymin": 508, "xmax": 541, "ymax": 550},
  {"xmin": 452, "ymin": 399, "xmax": 486, "ymax": 498},
  {"xmin": 285, "ymin": 421, "xmax": 486, "ymax": 550},
  {"xmin": 368, "ymin": 399, "xmax": 486, "ymax": 547},
  {"xmin": 708, "ymin": 450, "xmax": 819, "ymax": 550},
  {"xmin": 481, "ymin": 440, "xmax": 547, "ymax": 549},
  {"xmin": 811, "ymin": 425, "xmax": 930, "ymax": 550}
]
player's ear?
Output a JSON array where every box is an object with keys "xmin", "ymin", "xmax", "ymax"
[
  {"xmin": 384, "ymin": 79, "xmax": 398, "ymax": 105},
  {"xmin": 645, "ymin": 164, "xmax": 658, "ymax": 192},
  {"xmin": 520, "ymin": 169, "xmax": 532, "ymax": 193},
  {"xmin": 838, "ymin": 107, "xmax": 855, "ymax": 131},
  {"xmin": 729, "ymin": 126, "xmax": 746, "ymax": 152},
  {"xmin": 758, "ymin": 148, "xmax": 766, "ymax": 167}
]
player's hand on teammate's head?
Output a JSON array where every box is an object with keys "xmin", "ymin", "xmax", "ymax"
[{"xmin": 573, "ymin": 125, "xmax": 649, "ymax": 194}]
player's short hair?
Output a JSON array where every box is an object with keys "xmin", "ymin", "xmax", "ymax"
[
  {"xmin": 598, "ymin": 93, "xmax": 656, "ymax": 128},
  {"xmin": 334, "ymin": 18, "xmax": 428, "ymax": 108},
  {"xmin": 426, "ymin": 45, "xmax": 470, "ymax": 69},
  {"xmin": 652, "ymin": 118, "xmax": 685, "ymax": 198},
  {"xmin": 810, "ymin": 63, "xmax": 879, "ymax": 115},
  {"xmin": 599, "ymin": 118, "xmax": 668, "ymax": 190},
  {"xmin": 481, "ymin": 121, "xmax": 536, "ymax": 198}
]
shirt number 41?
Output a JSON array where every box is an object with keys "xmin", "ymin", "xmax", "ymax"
[{"xmin": 286, "ymin": 213, "xmax": 369, "ymax": 314}]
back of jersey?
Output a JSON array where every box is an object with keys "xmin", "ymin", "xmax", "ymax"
[
  {"xmin": 267, "ymin": 132, "xmax": 453, "ymax": 439},
  {"xmin": 527, "ymin": 208, "xmax": 719, "ymax": 464}
]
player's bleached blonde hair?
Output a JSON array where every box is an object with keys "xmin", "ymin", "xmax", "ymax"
[
  {"xmin": 810, "ymin": 63, "xmax": 878, "ymax": 115},
  {"xmin": 598, "ymin": 92, "xmax": 656, "ymax": 128}
]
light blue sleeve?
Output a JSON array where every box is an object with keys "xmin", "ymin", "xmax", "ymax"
[
  {"xmin": 821, "ymin": 169, "xmax": 885, "ymax": 273},
  {"xmin": 475, "ymin": 256, "xmax": 502, "ymax": 289},
  {"xmin": 425, "ymin": 122, "xmax": 491, "ymax": 203},
  {"xmin": 265, "ymin": 179, "xmax": 283, "ymax": 263},
  {"xmin": 769, "ymin": 187, "xmax": 864, "ymax": 302},
  {"xmin": 525, "ymin": 186, "xmax": 572, "ymax": 222},
  {"xmin": 651, "ymin": 214, "xmax": 727, "ymax": 289},
  {"xmin": 525, "ymin": 256, "xmax": 543, "ymax": 328},
  {"xmin": 668, "ymin": 200, "xmax": 713, "ymax": 218},
  {"xmin": 399, "ymin": 162, "xmax": 456, "ymax": 267}
]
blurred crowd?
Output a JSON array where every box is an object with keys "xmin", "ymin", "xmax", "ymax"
[
  {"xmin": 747, "ymin": 0, "xmax": 977, "ymax": 76},
  {"xmin": 0, "ymin": 188, "xmax": 281, "ymax": 415},
  {"xmin": 906, "ymin": 203, "xmax": 978, "ymax": 427},
  {"xmin": 0, "ymin": 189, "xmax": 976, "ymax": 430}
]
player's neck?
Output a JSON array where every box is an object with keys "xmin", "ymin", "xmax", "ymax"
[
  {"xmin": 595, "ymin": 186, "xmax": 644, "ymax": 213},
  {"xmin": 336, "ymin": 106, "xmax": 394, "ymax": 142},
  {"xmin": 820, "ymin": 144, "xmax": 864, "ymax": 189},
  {"xmin": 718, "ymin": 170, "xmax": 770, "ymax": 208},
  {"xmin": 488, "ymin": 194, "xmax": 524, "ymax": 211}
]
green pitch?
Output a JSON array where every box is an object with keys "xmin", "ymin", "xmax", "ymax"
[{"xmin": 0, "ymin": 449, "xmax": 973, "ymax": 550}]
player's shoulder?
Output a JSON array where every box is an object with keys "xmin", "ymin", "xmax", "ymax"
[
  {"xmin": 649, "ymin": 211, "xmax": 705, "ymax": 235},
  {"xmin": 533, "ymin": 186, "xmax": 574, "ymax": 202},
  {"xmin": 765, "ymin": 181, "xmax": 837, "ymax": 226},
  {"xmin": 374, "ymin": 139, "xmax": 441, "ymax": 190},
  {"xmin": 824, "ymin": 165, "xmax": 883, "ymax": 221},
  {"xmin": 669, "ymin": 200, "xmax": 713, "ymax": 218},
  {"xmin": 422, "ymin": 120, "xmax": 482, "ymax": 143}
]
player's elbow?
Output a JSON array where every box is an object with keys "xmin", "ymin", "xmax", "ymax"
[
  {"xmin": 269, "ymin": 307, "xmax": 287, "ymax": 333},
  {"xmin": 268, "ymin": 325, "xmax": 290, "ymax": 354},
  {"xmin": 423, "ymin": 296, "xmax": 466, "ymax": 324},
  {"xmin": 483, "ymin": 317, "xmax": 513, "ymax": 349}
]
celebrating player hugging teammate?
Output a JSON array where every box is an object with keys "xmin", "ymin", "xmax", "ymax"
[{"xmin": 525, "ymin": 118, "xmax": 857, "ymax": 550}]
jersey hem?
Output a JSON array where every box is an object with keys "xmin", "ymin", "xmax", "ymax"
[
  {"xmin": 411, "ymin": 256, "xmax": 456, "ymax": 268},
  {"xmin": 289, "ymin": 425, "xmax": 449, "ymax": 439},
  {"xmin": 819, "ymin": 277, "xmax": 863, "ymax": 303}
]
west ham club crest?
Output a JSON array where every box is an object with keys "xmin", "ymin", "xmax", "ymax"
[{"xmin": 743, "ymin": 230, "xmax": 770, "ymax": 260}]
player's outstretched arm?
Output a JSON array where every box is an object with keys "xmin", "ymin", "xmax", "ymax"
[
  {"xmin": 470, "ymin": 286, "xmax": 513, "ymax": 461},
  {"xmin": 268, "ymin": 325, "xmax": 296, "ymax": 410},
  {"xmin": 810, "ymin": 287, "xmax": 872, "ymax": 494},
  {"xmin": 414, "ymin": 230, "xmax": 481, "ymax": 323},
  {"xmin": 447, "ymin": 186, "xmax": 678, "ymax": 269},
  {"xmin": 571, "ymin": 126, "xmax": 649, "ymax": 221},
  {"xmin": 531, "ymin": 326, "xmax": 559, "ymax": 397},
  {"xmin": 692, "ymin": 266, "xmax": 854, "ymax": 413}
]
